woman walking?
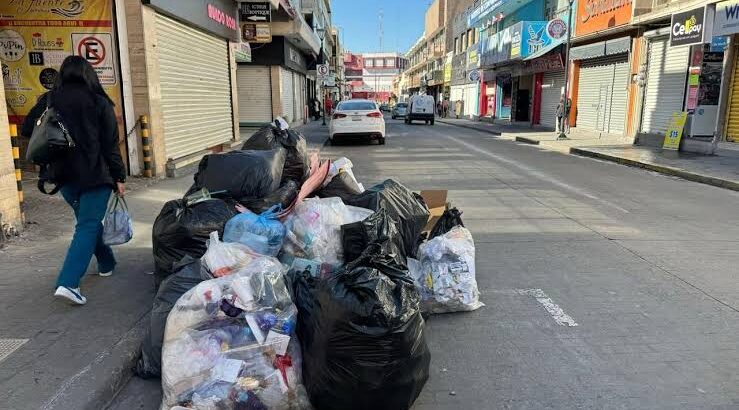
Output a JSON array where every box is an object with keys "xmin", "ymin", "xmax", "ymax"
[{"xmin": 22, "ymin": 56, "xmax": 126, "ymax": 305}]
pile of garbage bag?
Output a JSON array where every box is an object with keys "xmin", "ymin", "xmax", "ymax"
[
  {"xmin": 161, "ymin": 256, "xmax": 311, "ymax": 409},
  {"xmin": 143, "ymin": 119, "xmax": 483, "ymax": 409}
]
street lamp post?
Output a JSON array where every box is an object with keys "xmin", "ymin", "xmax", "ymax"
[
  {"xmin": 558, "ymin": 0, "xmax": 574, "ymax": 140},
  {"xmin": 317, "ymin": 27, "xmax": 327, "ymax": 126}
]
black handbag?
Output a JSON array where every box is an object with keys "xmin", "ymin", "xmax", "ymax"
[{"xmin": 26, "ymin": 95, "xmax": 75, "ymax": 164}]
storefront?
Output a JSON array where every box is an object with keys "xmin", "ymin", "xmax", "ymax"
[
  {"xmin": 639, "ymin": 29, "xmax": 690, "ymax": 136},
  {"xmin": 450, "ymin": 53, "xmax": 468, "ymax": 116},
  {"xmin": 709, "ymin": 1, "xmax": 738, "ymax": 143},
  {"xmin": 238, "ymin": 37, "xmax": 308, "ymax": 126},
  {"xmin": 145, "ymin": 0, "xmax": 239, "ymax": 161}
]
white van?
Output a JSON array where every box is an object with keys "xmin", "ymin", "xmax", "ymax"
[{"xmin": 406, "ymin": 94, "xmax": 435, "ymax": 125}]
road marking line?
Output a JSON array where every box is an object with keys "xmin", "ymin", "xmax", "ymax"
[
  {"xmin": 517, "ymin": 288, "xmax": 579, "ymax": 327},
  {"xmin": 440, "ymin": 133, "xmax": 630, "ymax": 214}
]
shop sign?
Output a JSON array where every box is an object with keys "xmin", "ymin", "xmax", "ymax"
[
  {"xmin": 0, "ymin": 0, "xmax": 123, "ymax": 124},
  {"xmin": 144, "ymin": 0, "xmax": 239, "ymax": 42},
  {"xmin": 670, "ymin": 7, "xmax": 706, "ymax": 47},
  {"xmin": 510, "ymin": 23, "xmax": 523, "ymax": 59},
  {"xmin": 467, "ymin": 49, "xmax": 479, "ymax": 68},
  {"xmin": 547, "ymin": 18, "xmax": 568, "ymax": 40},
  {"xmin": 443, "ymin": 61, "xmax": 452, "ymax": 83},
  {"xmin": 242, "ymin": 22, "xmax": 271, "ymax": 43},
  {"xmin": 480, "ymin": 23, "xmax": 516, "ymax": 66},
  {"xmin": 468, "ymin": 0, "xmax": 507, "ymax": 27},
  {"xmin": 520, "ymin": 53, "xmax": 564, "ymax": 75},
  {"xmin": 711, "ymin": 35, "xmax": 729, "ymax": 51},
  {"xmin": 451, "ymin": 53, "xmax": 467, "ymax": 84},
  {"xmin": 662, "ymin": 112, "xmax": 688, "ymax": 150},
  {"xmin": 233, "ymin": 41, "xmax": 251, "ymax": 62},
  {"xmin": 575, "ymin": 0, "xmax": 633, "ymax": 37},
  {"xmin": 468, "ymin": 69, "xmax": 480, "ymax": 82},
  {"xmin": 240, "ymin": 2, "xmax": 271, "ymax": 22},
  {"xmin": 714, "ymin": 0, "xmax": 739, "ymax": 36}
]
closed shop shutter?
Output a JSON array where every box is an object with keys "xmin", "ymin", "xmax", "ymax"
[
  {"xmin": 280, "ymin": 67, "xmax": 295, "ymax": 122},
  {"xmin": 725, "ymin": 46, "xmax": 739, "ymax": 142},
  {"xmin": 293, "ymin": 72, "xmax": 305, "ymax": 123},
  {"xmin": 463, "ymin": 83, "xmax": 478, "ymax": 116},
  {"xmin": 540, "ymin": 71, "xmax": 565, "ymax": 128},
  {"xmin": 640, "ymin": 36, "xmax": 689, "ymax": 135},
  {"xmin": 155, "ymin": 13, "xmax": 233, "ymax": 160},
  {"xmin": 576, "ymin": 54, "xmax": 629, "ymax": 135},
  {"xmin": 236, "ymin": 65, "xmax": 272, "ymax": 124}
]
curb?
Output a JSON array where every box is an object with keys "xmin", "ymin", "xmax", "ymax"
[
  {"xmin": 43, "ymin": 313, "xmax": 150, "ymax": 410},
  {"xmin": 437, "ymin": 120, "xmax": 502, "ymax": 136},
  {"xmin": 515, "ymin": 136, "xmax": 541, "ymax": 145},
  {"xmin": 570, "ymin": 147, "xmax": 739, "ymax": 192}
]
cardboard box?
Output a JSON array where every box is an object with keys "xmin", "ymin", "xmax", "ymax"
[{"xmin": 420, "ymin": 190, "xmax": 448, "ymax": 233}]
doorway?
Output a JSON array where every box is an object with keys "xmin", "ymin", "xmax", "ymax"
[{"xmin": 515, "ymin": 89, "xmax": 530, "ymax": 122}]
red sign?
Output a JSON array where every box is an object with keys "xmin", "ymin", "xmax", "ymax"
[
  {"xmin": 77, "ymin": 36, "xmax": 106, "ymax": 66},
  {"xmin": 207, "ymin": 3, "xmax": 237, "ymax": 30}
]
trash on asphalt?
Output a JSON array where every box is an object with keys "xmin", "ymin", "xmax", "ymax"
[
  {"xmin": 242, "ymin": 119, "xmax": 310, "ymax": 184},
  {"xmin": 201, "ymin": 232, "xmax": 259, "ymax": 278},
  {"xmin": 412, "ymin": 226, "xmax": 483, "ymax": 313},
  {"xmin": 161, "ymin": 256, "xmax": 311, "ymax": 410},
  {"xmin": 281, "ymin": 197, "xmax": 373, "ymax": 268},
  {"xmin": 345, "ymin": 179, "xmax": 430, "ymax": 260},
  {"xmin": 288, "ymin": 245, "xmax": 431, "ymax": 410},
  {"xmin": 136, "ymin": 256, "xmax": 207, "ymax": 379},
  {"xmin": 145, "ymin": 128, "xmax": 483, "ymax": 408},
  {"xmin": 223, "ymin": 205, "xmax": 286, "ymax": 257},
  {"xmin": 152, "ymin": 198, "xmax": 238, "ymax": 286}
]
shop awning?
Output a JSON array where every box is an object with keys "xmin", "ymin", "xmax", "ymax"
[{"xmin": 570, "ymin": 36, "xmax": 631, "ymax": 60}]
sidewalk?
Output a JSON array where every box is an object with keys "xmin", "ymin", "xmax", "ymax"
[
  {"xmin": 441, "ymin": 117, "xmax": 739, "ymax": 191},
  {"xmin": 0, "ymin": 123, "xmax": 328, "ymax": 410}
]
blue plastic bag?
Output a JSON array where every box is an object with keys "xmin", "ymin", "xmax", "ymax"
[
  {"xmin": 102, "ymin": 196, "xmax": 133, "ymax": 246},
  {"xmin": 223, "ymin": 205, "xmax": 285, "ymax": 256}
]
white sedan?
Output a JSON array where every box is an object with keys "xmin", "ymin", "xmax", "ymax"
[{"xmin": 328, "ymin": 99, "xmax": 386, "ymax": 145}]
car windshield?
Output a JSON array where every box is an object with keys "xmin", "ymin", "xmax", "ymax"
[
  {"xmin": 397, "ymin": 103, "xmax": 407, "ymax": 108},
  {"xmin": 338, "ymin": 101, "xmax": 376, "ymax": 111}
]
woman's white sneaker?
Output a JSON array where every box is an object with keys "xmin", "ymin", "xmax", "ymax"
[
  {"xmin": 54, "ymin": 286, "xmax": 87, "ymax": 305},
  {"xmin": 97, "ymin": 270, "xmax": 113, "ymax": 277}
]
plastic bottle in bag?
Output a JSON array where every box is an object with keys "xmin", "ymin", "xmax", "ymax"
[
  {"xmin": 201, "ymin": 232, "xmax": 256, "ymax": 277},
  {"xmin": 223, "ymin": 205, "xmax": 286, "ymax": 257}
]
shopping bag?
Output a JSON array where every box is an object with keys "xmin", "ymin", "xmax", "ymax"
[{"xmin": 103, "ymin": 196, "xmax": 133, "ymax": 246}]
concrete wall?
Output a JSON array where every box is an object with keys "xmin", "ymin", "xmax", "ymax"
[
  {"xmin": 425, "ymin": 0, "xmax": 445, "ymax": 36},
  {"xmin": 444, "ymin": 0, "xmax": 475, "ymax": 53},
  {"xmin": 0, "ymin": 74, "xmax": 22, "ymax": 233}
]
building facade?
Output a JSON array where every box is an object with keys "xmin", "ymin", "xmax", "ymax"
[{"xmin": 344, "ymin": 52, "xmax": 407, "ymax": 102}]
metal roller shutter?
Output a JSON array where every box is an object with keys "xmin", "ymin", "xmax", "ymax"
[
  {"xmin": 640, "ymin": 37, "xmax": 689, "ymax": 135},
  {"xmin": 576, "ymin": 55, "xmax": 629, "ymax": 134},
  {"xmin": 293, "ymin": 72, "xmax": 304, "ymax": 123},
  {"xmin": 155, "ymin": 14, "xmax": 233, "ymax": 160},
  {"xmin": 236, "ymin": 66, "xmax": 272, "ymax": 124},
  {"xmin": 280, "ymin": 67, "xmax": 295, "ymax": 122},
  {"xmin": 540, "ymin": 71, "xmax": 565, "ymax": 128},
  {"xmin": 725, "ymin": 46, "xmax": 739, "ymax": 142}
]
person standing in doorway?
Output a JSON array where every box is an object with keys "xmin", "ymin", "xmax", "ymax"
[{"xmin": 22, "ymin": 56, "xmax": 126, "ymax": 305}]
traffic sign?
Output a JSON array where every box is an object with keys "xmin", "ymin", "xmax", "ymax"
[
  {"xmin": 241, "ymin": 2, "xmax": 271, "ymax": 23},
  {"xmin": 317, "ymin": 64, "xmax": 329, "ymax": 77},
  {"xmin": 72, "ymin": 33, "xmax": 116, "ymax": 85}
]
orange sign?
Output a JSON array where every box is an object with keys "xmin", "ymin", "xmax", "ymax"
[{"xmin": 575, "ymin": 0, "xmax": 633, "ymax": 37}]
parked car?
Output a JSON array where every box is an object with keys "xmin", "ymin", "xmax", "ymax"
[
  {"xmin": 379, "ymin": 103, "xmax": 390, "ymax": 112},
  {"xmin": 392, "ymin": 102, "xmax": 408, "ymax": 119},
  {"xmin": 406, "ymin": 95, "xmax": 435, "ymax": 125},
  {"xmin": 329, "ymin": 99, "xmax": 386, "ymax": 145}
]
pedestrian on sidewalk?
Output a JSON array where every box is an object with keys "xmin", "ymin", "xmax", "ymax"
[
  {"xmin": 324, "ymin": 97, "xmax": 333, "ymax": 116},
  {"xmin": 436, "ymin": 99, "xmax": 443, "ymax": 117},
  {"xmin": 455, "ymin": 100, "xmax": 463, "ymax": 119},
  {"xmin": 556, "ymin": 97, "xmax": 571, "ymax": 134},
  {"xmin": 442, "ymin": 99, "xmax": 449, "ymax": 118},
  {"xmin": 22, "ymin": 56, "xmax": 126, "ymax": 306}
]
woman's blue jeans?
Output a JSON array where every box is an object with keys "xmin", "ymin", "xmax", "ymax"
[{"xmin": 57, "ymin": 185, "xmax": 116, "ymax": 288}]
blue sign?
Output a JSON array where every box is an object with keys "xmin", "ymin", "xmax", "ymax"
[
  {"xmin": 468, "ymin": 0, "xmax": 507, "ymax": 27},
  {"xmin": 711, "ymin": 35, "xmax": 729, "ymax": 52}
]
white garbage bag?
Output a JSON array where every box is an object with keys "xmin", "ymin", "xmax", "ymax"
[{"xmin": 413, "ymin": 226, "xmax": 483, "ymax": 313}]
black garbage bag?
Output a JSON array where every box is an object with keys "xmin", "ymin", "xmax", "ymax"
[
  {"xmin": 189, "ymin": 149, "xmax": 286, "ymax": 202},
  {"xmin": 341, "ymin": 208, "xmax": 404, "ymax": 265},
  {"xmin": 288, "ymin": 245, "xmax": 431, "ymax": 410},
  {"xmin": 240, "ymin": 179, "xmax": 299, "ymax": 214},
  {"xmin": 135, "ymin": 256, "xmax": 205, "ymax": 379},
  {"xmin": 316, "ymin": 172, "xmax": 363, "ymax": 202},
  {"xmin": 152, "ymin": 199, "xmax": 237, "ymax": 284},
  {"xmin": 429, "ymin": 207, "xmax": 464, "ymax": 239},
  {"xmin": 345, "ymin": 179, "xmax": 429, "ymax": 258},
  {"xmin": 242, "ymin": 123, "xmax": 310, "ymax": 183}
]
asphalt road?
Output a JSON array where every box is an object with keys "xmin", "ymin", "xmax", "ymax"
[{"xmin": 110, "ymin": 116, "xmax": 739, "ymax": 409}]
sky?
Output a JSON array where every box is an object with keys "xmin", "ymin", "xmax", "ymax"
[{"xmin": 331, "ymin": 0, "xmax": 431, "ymax": 54}]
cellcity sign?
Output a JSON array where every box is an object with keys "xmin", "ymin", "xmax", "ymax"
[{"xmin": 670, "ymin": 6, "xmax": 705, "ymax": 47}]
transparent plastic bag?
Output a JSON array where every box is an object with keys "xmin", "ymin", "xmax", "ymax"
[
  {"xmin": 161, "ymin": 256, "xmax": 312, "ymax": 410},
  {"xmin": 102, "ymin": 196, "xmax": 133, "ymax": 246},
  {"xmin": 416, "ymin": 226, "xmax": 483, "ymax": 313},
  {"xmin": 282, "ymin": 197, "xmax": 373, "ymax": 267},
  {"xmin": 223, "ymin": 205, "xmax": 286, "ymax": 257},
  {"xmin": 201, "ymin": 232, "xmax": 258, "ymax": 278}
]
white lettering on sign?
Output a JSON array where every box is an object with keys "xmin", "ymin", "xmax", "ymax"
[
  {"xmin": 581, "ymin": 0, "xmax": 632, "ymax": 23},
  {"xmin": 673, "ymin": 15, "xmax": 702, "ymax": 37}
]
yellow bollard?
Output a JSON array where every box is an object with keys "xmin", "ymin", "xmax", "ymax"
[
  {"xmin": 9, "ymin": 124, "xmax": 24, "ymax": 222},
  {"xmin": 140, "ymin": 115, "xmax": 153, "ymax": 178}
]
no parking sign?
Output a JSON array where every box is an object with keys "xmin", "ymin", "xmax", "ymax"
[{"xmin": 72, "ymin": 33, "xmax": 116, "ymax": 85}]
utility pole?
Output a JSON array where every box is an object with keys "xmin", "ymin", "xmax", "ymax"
[
  {"xmin": 558, "ymin": 0, "xmax": 574, "ymax": 140},
  {"xmin": 379, "ymin": 8, "xmax": 384, "ymax": 52}
]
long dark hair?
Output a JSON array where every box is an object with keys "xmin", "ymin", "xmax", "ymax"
[{"xmin": 52, "ymin": 55, "xmax": 114, "ymax": 105}]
